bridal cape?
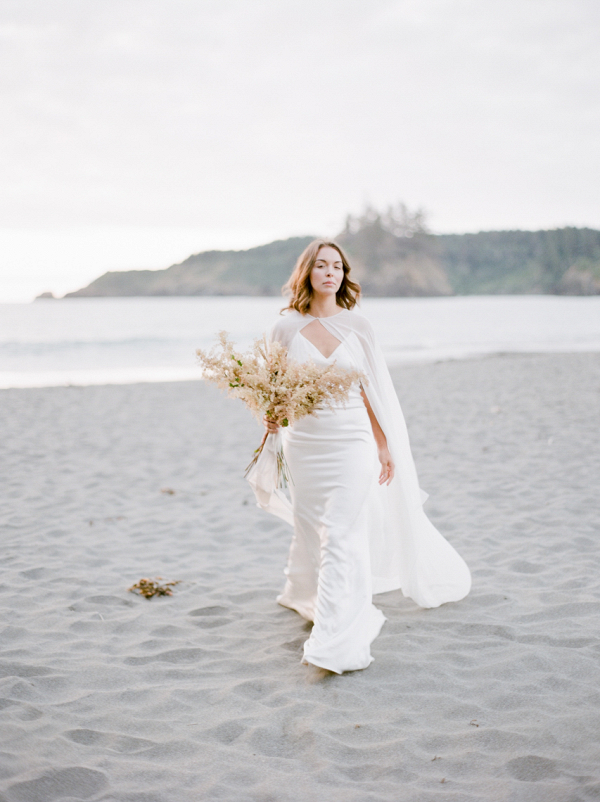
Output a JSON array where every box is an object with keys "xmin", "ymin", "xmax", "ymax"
[{"xmin": 247, "ymin": 307, "xmax": 471, "ymax": 609}]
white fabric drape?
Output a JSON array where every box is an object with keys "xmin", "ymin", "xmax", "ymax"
[{"xmin": 246, "ymin": 307, "xmax": 471, "ymax": 609}]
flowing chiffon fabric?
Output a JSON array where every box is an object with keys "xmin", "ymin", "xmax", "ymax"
[{"xmin": 246, "ymin": 308, "xmax": 471, "ymax": 674}]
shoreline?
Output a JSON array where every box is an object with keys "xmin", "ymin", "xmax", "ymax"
[{"xmin": 2, "ymin": 345, "xmax": 600, "ymax": 390}]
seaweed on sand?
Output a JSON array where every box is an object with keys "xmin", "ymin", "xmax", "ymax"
[{"xmin": 128, "ymin": 577, "xmax": 181, "ymax": 599}]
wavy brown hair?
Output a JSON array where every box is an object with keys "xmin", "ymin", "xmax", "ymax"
[{"xmin": 282, "ymin": 239, "xmax": 361, "ymax": 314}]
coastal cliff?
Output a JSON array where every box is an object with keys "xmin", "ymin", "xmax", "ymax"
[{"xmin": 61, "ymin": 219, "xmax": 600, "ymax": 299}]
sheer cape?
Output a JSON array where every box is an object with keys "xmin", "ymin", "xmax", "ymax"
[{"xmin": 246, "ymin": 307, "xmax": 471, "ymax": 609}]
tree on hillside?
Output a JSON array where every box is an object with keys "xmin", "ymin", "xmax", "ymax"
[
  {"xmin": 337, "ymin": 203, "xmax": 451, "ymax": 296},
  {"xmin": 342, "ymin": 202, "xmax": 429, "ymax": 239}
]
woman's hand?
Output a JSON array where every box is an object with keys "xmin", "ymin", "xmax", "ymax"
[
  {"xmin": 377, "ymin": 446, "xmax": 395, "ymax": 486},
  {"xmin": 263, "ymin": 415, "xmax": 280, "ymax": 434},
  {"xmin": 360, "ymin": 387, "xmax": 395, "ymax": 486}
]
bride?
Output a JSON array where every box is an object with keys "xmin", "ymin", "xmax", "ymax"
[{"xmin": 258, "ymin": 239, "xmax": 471, "ymax": 674}]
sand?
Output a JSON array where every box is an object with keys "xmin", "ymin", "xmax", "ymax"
[{"xmin": 1, "ymin": 352, "xmax": 599, "ymax": 802}]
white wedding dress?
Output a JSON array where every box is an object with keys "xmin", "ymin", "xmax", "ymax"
[
  {"xmin": 277, "ymin": 332, "xmax": 386, "ymax": 673},
  {"xmin": 246, "ymin": 308, "xmax": 471, "ymax": 675}
]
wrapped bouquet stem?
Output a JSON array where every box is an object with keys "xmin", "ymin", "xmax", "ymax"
[
  {"xmin": 196, "ymin": 331, "xmax": 365, "ymax": 516},
  {"xmin": 245, "ymin": 427, "xmax": 291, "ymax": 486}
]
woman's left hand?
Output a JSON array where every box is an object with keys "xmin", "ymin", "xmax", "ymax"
[{"xmin": 377, "ymin": 447, "xmax": 395, "ymax": 486}]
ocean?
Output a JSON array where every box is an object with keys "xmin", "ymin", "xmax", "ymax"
[{"xmin": 1, "ymin": 295, "xmax": 599, "ymax": 388}]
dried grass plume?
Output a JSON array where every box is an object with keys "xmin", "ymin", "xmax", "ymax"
[{"xmin": 196, "ymin": 331, "xmax": 366, "ymax": 482}]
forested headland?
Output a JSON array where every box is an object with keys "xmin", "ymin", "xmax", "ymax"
[{"xmin": 59, "ymin": 206, "xmax": 600, "ymax": 298}]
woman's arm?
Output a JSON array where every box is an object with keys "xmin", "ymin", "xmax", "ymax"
[{"xmin": 360, "ymin": 387, "xmax": 395, "ymax": 486}]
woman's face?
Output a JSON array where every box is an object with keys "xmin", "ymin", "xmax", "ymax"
[{"xmin": 310, "ymin": 246, "xmax": 344, "ymax": 297}]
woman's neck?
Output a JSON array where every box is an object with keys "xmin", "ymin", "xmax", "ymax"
[{"xmin": 307, "ymin": 295, "xmax": 341, "ymax": 318}]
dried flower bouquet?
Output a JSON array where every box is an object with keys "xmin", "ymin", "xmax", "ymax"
[{"xmin": 196, "ymin": 331, "xmax": 365, "ymax": 487}]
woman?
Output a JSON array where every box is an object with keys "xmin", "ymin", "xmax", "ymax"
[{"xmin": 258, "ymin": 239, "xmax": 471, "ymax": 674}]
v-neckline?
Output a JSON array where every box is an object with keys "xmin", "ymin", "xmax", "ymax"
[{"xmin": 298, "ymin": 331, "xmax": 343, "ymax": 360}]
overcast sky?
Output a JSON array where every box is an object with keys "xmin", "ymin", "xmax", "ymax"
[{"xmin": 1, "ymin": 0, "xmax": 599, "ymax": 301}]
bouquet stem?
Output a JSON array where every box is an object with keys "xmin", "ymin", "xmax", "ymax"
[
  {"xmin": 244, "ymin": 431, "xmax": 292, "ymax": 489},
  {"xmin": 244, "ymin": 432, "xmax": 268, "ymax": 477}
]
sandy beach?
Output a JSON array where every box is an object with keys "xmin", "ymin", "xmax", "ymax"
[{"xmin": 1, "ymin": 351, "xmax": 599, "ymax": 802}]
